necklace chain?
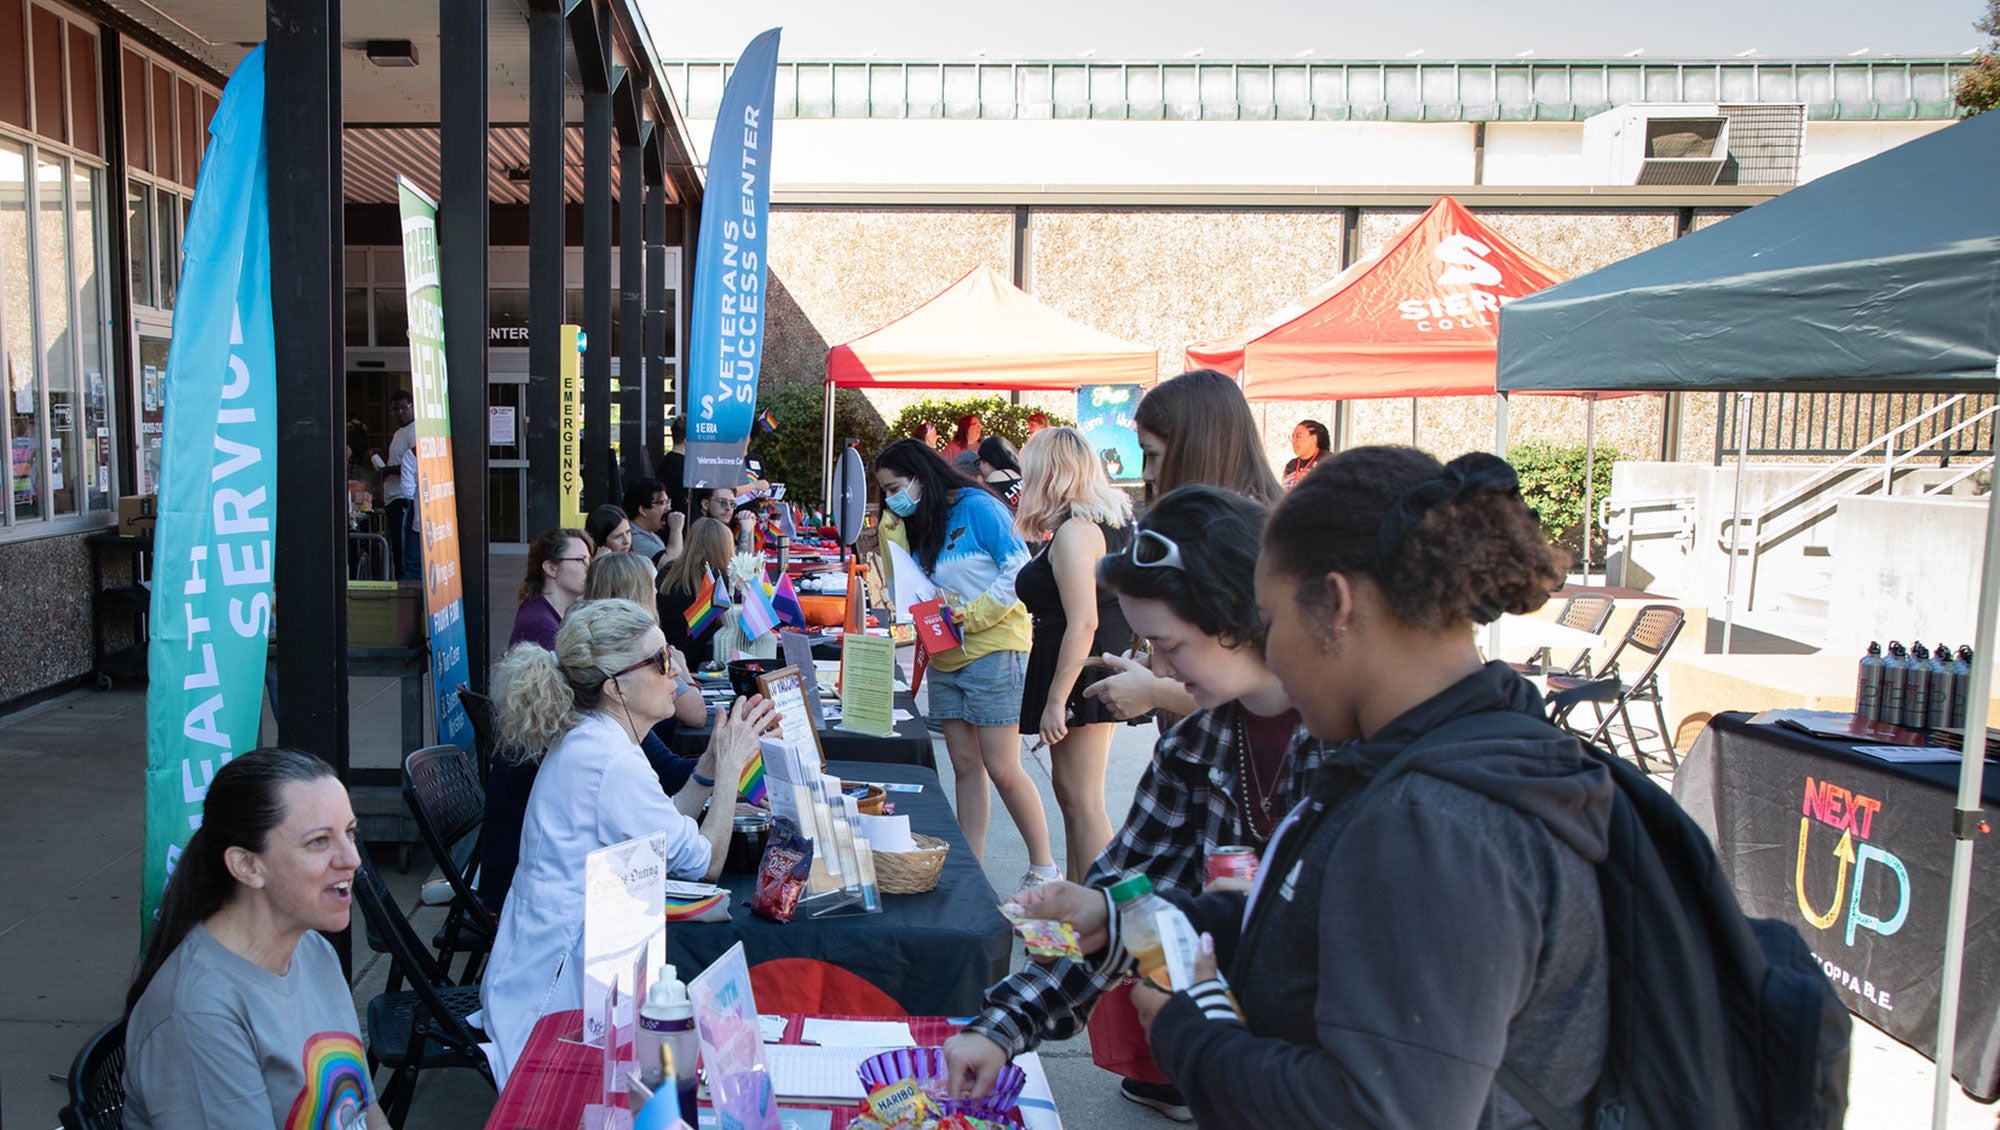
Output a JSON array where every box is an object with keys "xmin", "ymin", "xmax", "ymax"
[{"xmin": 1235, "ymin": 711, "xmax": 1288, "ymax": 844}]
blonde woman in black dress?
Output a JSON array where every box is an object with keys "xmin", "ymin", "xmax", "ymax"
[{"xmin": 1015, "ymin": 426, "xmax": 1133, "ymax": 881}]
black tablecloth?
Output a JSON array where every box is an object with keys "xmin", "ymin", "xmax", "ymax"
[
  {"xmin": 671, "ymin": 689, "xmax": 936, "ymax": 771},
  {"xmin": 1675, "ymin": 712, "xmax": 2000, "ymax": 1100},
  {"xmin": 667, "ymin": 759, "xmax": 1008, "ymax": 1017}
]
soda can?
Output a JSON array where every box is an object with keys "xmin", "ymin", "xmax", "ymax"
[{"xmin": 1206, "ymin": 846, "xmax": 1259, "ymax": 885}]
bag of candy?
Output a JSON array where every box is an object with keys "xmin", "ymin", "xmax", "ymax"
[{"xmin": 750, "ymin": 817, "xmax": 814, "ymax": 923}]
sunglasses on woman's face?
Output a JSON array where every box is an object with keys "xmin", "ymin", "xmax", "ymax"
[
  {"xmin": 1127, "ymin": 528, "xmax": 1185, "ymax": 571},
  {"xmin": 612, "ymin": 647, "xmax": 669, "ymax": 679}
]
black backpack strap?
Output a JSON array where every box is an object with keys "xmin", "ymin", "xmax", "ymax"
[{"xmin": 1494, "ymin": 1063, "xmax": 1583, "ymax": 1130}]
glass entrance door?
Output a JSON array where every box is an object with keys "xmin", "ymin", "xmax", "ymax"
[{"xmin": 132, "ymin": 314, "xmax": 172, "ymax": 495}]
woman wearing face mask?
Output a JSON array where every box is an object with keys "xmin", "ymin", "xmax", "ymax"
[
  {"xmin": 943, "ymin": 485, "xmax": 1326, "ymax": 1122},
  {"xmin": 874, "ymin": 438, "xmax": 1058, "ymax": 890},
  {"xmin": 1015, "ymin": 448, "xmax": 1614, "ymax": 1129},
  {"xmin": 481, "ymin": 598, "xmax": 777, "ymax": 1083}
]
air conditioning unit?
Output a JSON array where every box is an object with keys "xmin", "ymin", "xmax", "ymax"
[{"xmin": 1583, "ymin": 104, "xmax": 1731, "ymax": 186}]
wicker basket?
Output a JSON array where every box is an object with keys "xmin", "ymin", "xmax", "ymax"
[
  {"xmin": 841, "ymin": 782, "xmax": 887, "ymax": 816},
  {"xmin": 874, "ymin": 833, "xmax": 948, "ymax": 894}
]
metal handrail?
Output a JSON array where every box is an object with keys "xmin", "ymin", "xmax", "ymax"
[
  {"xmin": 1924, "ymin": 456, "xmax": 1997, "ymax": 498},
  {"xmin": 1715, "ymin": 394, "xmax": 1974, "ymax": 548}
]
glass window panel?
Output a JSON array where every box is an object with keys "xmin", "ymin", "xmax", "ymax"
[
  {"xmin": 151, "ymin": 68, "xmax": 173, "ymax": 183},
  {"xmin": 126, "ymin": 182, "xmax": 150, "ymax": 307},
  {"xmin": 68, "ymin": 25, "xmax": 98, "ymax": 157},
  {"xmin": 121, "ymin": 51, "xmax": 147, "ymax": 173},
  {"xmin": 488, "ymin": 288, "xmax": 530, "ymax": 345},
  {"xmin": 36, "ymin": 153, "xmax": 75, "ymax": 516},
  {"xmin": 153, "ymin": 188, "xmax": 177, "ymax": 307},
  {"xmin": 0, "ymin": 139, "xmax": 39, "ymax": 522},
  {"xmin": 344, "ymin": 287, "xmax": 369, "ymax": 347},
  {"xmin": 73, "ymin": 164, "xmax": 108, "ymax": 513},
  {"xmin": 136, "ymin": 332, "xmax": 167, "ymax": 494},
  {"xmin": 177, "ymin": 81, "xmax": 197, "ymax": 188},
  {"xmin": 372, "ymin": 248, "xmax": 402, "ymax": 285},
  {"xmin": 30, "ymin": 7, "xmax": 64, "ymax": 145},
  {"xmin": 372, "ymin": 286, "xmax": 406, "ymax": 347},
  {"xmin": 345, "ymin": 248, "xmax": 367, "ymax": 284},
  {"xmin": 0, "ymin": 0, "xmax": 26, "ymax": 129}
]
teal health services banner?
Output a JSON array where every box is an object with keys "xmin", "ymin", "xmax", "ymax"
[{"xmin": 142, "ymin": 46, "xmax": 276, "ymax": 932}]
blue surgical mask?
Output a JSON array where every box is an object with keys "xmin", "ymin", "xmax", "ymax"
[{"xmin": 884, "ymin": 485, "xmax": 918, "ymax": 517}]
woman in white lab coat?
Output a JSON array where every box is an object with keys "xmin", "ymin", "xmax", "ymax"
[{"xmin": 480, "ymin": 597, "xmax": 775, "ymax": 1082}]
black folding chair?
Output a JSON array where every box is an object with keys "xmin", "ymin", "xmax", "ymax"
[
  {"xmin": 1508, "ymin": 593, "xmax": 1616, "ymax": 678},
  {"xmin": 352, "ymin": 842, "xmax": 493, "ymax": 1129},
  {"xmin": 456, "ymin": 685, "xmax": 498, "ymax": 786},
  {"xmin": 402, "ymin": 744, "xmax": 496, "ymax": 984},
  {"xmin": 1547, "ymin": 604, "xmax": 1687, "ymax": 773},
  {"xmin": 57, "ymin": 1018, "xmax": 126, "ymax": 1130}
]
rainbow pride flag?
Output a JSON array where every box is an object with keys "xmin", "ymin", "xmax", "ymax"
[
  {"xmin": 737, "ymin": 751, "xmax": 768, "ymax": 806},
  {"xmin": 683, "ymin": 570, "xmax": 721, "ymax": 636},
  {"xmin": 753, "ymin": 409, "xmax": 778, "ymax": 434}
]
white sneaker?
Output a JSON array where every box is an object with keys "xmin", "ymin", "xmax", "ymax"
[{"xmin": 1015, "ymin": 869, "xmax": 1054, "ymax": 893}]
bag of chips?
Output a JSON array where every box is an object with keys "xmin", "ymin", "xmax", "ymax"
[{"xmin": 750, "ymin": 817, "xmax": 814, "ymax": 923}]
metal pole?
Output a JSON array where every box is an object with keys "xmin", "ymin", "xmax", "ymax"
[
  {"xmin": 619, "ymin": 139, "xmax": 644, "ymax": 477},
  {"xmin": 822, "ymin": 381, "xmax": 837, "ymax": 514},
  {"xmin": 1582, "ymin": 396, "xmax": 1597, "ymax": 587},
  {"xmin": 1723, "ymin": 391, "xmax": 1752, "ymax": 655},
  {"xmin": 583, "ymin": 72, "xmax": 613, "ymax": 508},
  {"xmin": 525, "ymin": 0, "xmax": 565, "ymax": 535},
  {"xmin": 1487, "ymin": 392, "xmax": 1510, "ymax": 658},
  {"xmin": 441, "ymin": 0, "xmax": 489, "ymax": 687},
  {"xmin": 1929, "ymin": 360, "xmax": 2000, "ymax": 1129}
]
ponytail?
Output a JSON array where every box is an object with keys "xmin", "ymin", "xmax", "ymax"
[{"xmin": 127, "ymin": 749, "xmax": 337, "ymax": 1015}]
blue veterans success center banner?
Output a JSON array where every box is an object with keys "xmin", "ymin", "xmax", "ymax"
[
  {"xmin": 683, "ymin": 28, "xmax": 780, "ymax": 489},
  {"xmin": 143, "ymin": 46, "xmax": 276, "ymax": 932}
]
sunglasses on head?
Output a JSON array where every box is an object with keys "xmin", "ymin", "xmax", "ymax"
[
  {"xmin": 612, "ymin": 647, "xmax": 669, "ymax": 679},
  {"xmin": 1127, "ymin": 528, "xmax": 1185, "ymax": 571}
]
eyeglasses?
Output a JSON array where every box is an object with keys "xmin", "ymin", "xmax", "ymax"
[
  {"xmin": 1127, "ymin": 528, "xmax": 1185, "ymax": 571},
  {"xmin": 612, "ymin": 647, "xmax": 669, "ymax": 679},
  {"xmin": 552, "ymin": 556, "xmax": 589, "ymax": 565}
]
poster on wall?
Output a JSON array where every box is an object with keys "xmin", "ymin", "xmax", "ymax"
[
  {"xmin": 1075, "ymin": 384, "xmax": 1145, "ymax": 483},
  {"xmin": 397, "ymin": 176, "xmax": 476, "ymax": 753},
  {"xmin": 682, "ymin": 28, "xmax": 781, "ymax": 490},
  {"xmin": 142, "ymin": 46, "xmax": 278, "ymax": 936}
]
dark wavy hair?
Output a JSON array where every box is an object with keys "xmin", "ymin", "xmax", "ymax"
[
  {"xmin": 1097, "ymin": 485, "xmax": 1269, "ymax": 649},
  {"xmin": 874, "ymin": 438, "xmax": 990, "ymax": 571},
  {"xmin": 1295, "ymin": 419, "xmax": 1331, "ymax": 455},
  {"xmin": 519, "ymin": 527, "xmax": 593, "ymax": 601},
  {"xmin": 1263, "ymin": 446, "xmax": 1565, "ymax": 632},
  {"xmin": 585, "ymin": 504, "xmax": 629, "ymax": 550},
  {"xmin": 127, "ymin": 749, "xmax": 339, "ymax": 1015}
]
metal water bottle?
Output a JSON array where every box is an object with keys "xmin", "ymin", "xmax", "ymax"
[
  {"xmin": 1855, "ymin": 642, "xmax": 1886, "ymax": 721},
  {"xmin": 1881, "ymin": 642, "xmax": 1910, "ymax": 727},
  {"xmin": 1953, "ymin": 646, "xmax": 1975, "ymax": 729},
  {"xmin": 1928, "ymin": 643, "xmax": 1958, "ymax": 732},
  {"xmin": 1905, "ymin": 643, "xmax": 1933, "ymax": 730}
]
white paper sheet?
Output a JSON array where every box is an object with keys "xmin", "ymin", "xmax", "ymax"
[
  {"xmin": 1851, "ymin": 744, "xmax": 1962, "ymax": 764},
  {"xmin": 884, "ymin": 540, "xmax": 936, "ymax": 624},
  {"xmin": 855, "ymin": 813, "xmax": 916, "ymax": 854},
  {"xmin": 763, "ymin": 1044, "xmax": 873, "ymax": 1101},
  {"xmin": 799, "ymin": 1018, "xmax": 916, "ymax": 1047}
]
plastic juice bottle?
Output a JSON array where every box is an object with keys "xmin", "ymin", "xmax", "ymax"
[
  {"xmin": 1110, "ymin": 874, "xmax": 1170, "ymax": 988},
  {"xmin": 636, "ymin": 964, "xmax": 699, "ymax": 1111}
]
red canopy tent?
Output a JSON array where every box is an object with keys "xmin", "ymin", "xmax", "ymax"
[
  {"xmin": 825, "ymin": 264, "xmax": 1157, "ymax": 390},
  {"xmin": 1185, "ymin": 196, "xmax": 1566, "ymax": 400}
]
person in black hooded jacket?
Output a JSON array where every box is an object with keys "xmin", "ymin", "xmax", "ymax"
[{"xmin": 998, "ymin": 446, "xmax": 1615, "ymax": 1129}]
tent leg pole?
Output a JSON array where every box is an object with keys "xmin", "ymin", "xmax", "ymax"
[
  {"xmin": 1583, "ymin": 397, "xmax": 1596, "ymax": 587},
  {"xmin": 1723, "ymin": 391, "xmax": 1751, "ymax": 655},
  {"xmin": 822, "ymin": 382, "xmax": 836, "ymax": 515},
  {"xmin": 1930, "ymin": 359, "xmax": 2000, "ymax": 1129},
  {"xmin": 1412, "ymin": 397, "xmax": 1420, "ymax": 448}
]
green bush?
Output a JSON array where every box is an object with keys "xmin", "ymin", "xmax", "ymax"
[
  {"xmin": 1508, "ymin": 441, "xmax": 1620, "ymax": 565},
  {"xmin": 1957, "ymin": 56, "xmax": 2000, "ymax": 115},
  {"xmin": 748, "ymin": 385, "xmax": 887, "ymax": 504},
  {"xmin": 888, "ymin": 396, "xmax": 1072, "ymax": 451}
]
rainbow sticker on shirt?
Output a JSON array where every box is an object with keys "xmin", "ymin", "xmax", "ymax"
[{"xmin": 285, "ymin": 1031, "xmax": 372, "ymax": 1130}]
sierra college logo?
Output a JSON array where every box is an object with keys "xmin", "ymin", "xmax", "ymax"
[
  {"xmin": 1396, "ymin": 236, "xmax": 1517, "ymax": 333},
  {"xmin": 1796, "ymin": 775, "xmax": 1909, "ymax": 1009}
]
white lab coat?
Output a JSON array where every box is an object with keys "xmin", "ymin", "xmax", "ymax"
[{"xmin": 479, "ymin": 711, "xmax": 712, "ymax": 1083}]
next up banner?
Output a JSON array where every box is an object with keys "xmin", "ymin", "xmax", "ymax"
[{"xmin": 398, "ymin": 178, "xmax": 475, "ymax": 751}]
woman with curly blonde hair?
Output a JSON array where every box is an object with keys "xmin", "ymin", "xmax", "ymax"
[
  {"xmin": 1014, "ymin": 426, "xmax": 1133, "ymax": 880},
  {"xmin": 481, "ymin": 598, "xmax": 776, "ymax": 1084}
]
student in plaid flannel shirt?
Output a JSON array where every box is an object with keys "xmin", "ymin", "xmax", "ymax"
[{"xmin": 944, "ymin": 486, "xmax": 1329, "ymax": 1120}]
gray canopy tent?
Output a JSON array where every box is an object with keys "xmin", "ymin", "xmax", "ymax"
[{"xmin": 1496, "ymin": 107, "xmax": 2000, "ymax": 1126}]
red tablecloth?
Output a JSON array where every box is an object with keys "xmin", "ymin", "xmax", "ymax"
[{"xmin": 483, "ymin": 1011, "xmax": 966, "ymax": 1130}]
